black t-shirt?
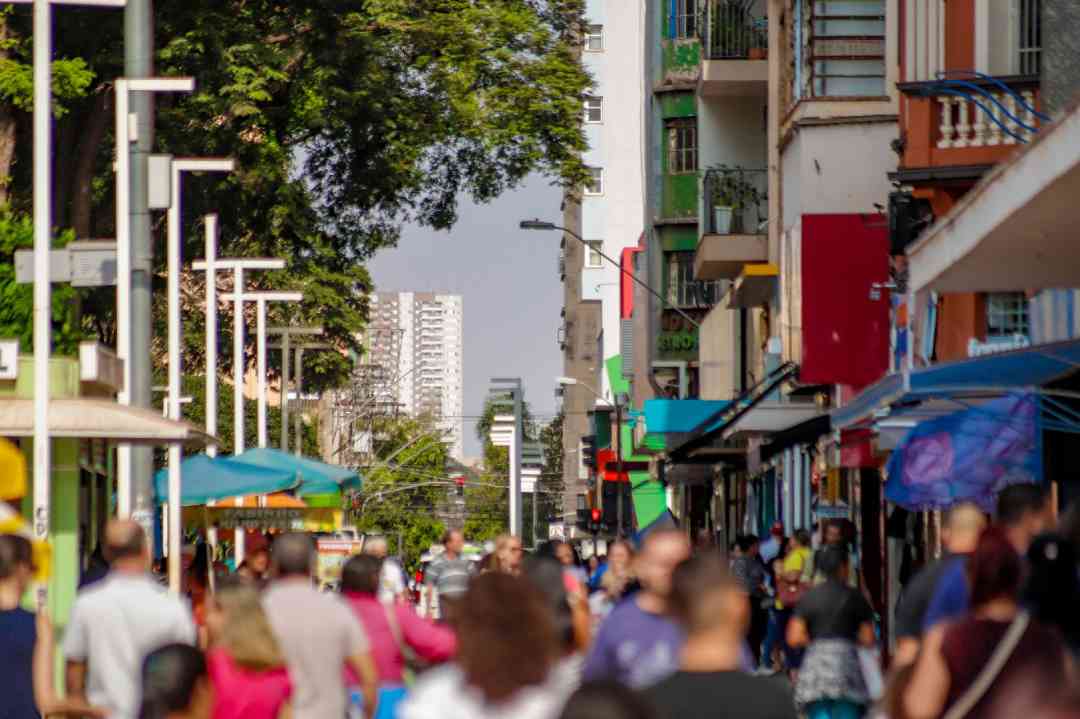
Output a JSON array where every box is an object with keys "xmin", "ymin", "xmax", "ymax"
[
  {"xmin": 894, "ymin": 554, "xmax": 955, "ymax": 639},
  {"xmin": 795, "ymin": 580, "xmax": 874, "ymax": 641},
  {"xmin": 645, "ymin": 670, "xmax": 797, "ymax": 719}
]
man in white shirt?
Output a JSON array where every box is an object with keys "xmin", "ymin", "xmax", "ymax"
[
  {"xmin": 364, "ymin": 535, "xmax": 407, "ymax": 604},
  {"xmin": 64, "ymin": 520, "xmax": 196, "ymax": 719},
  {"xmin": 263, "ymin": 533, "xmax": 379, "ymax": 719}
]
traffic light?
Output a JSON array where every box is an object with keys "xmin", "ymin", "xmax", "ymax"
[
  {"xmin": 581, "ymin": 435, "xmax": 597, "ymax": 470},
  {"xmin": 602, "ymin": 480, "xmax": 634, "ymax": 535}
]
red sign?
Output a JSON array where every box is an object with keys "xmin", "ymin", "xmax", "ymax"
[{"xmin": 597, "ymin": 449, "xmax": 629, "ymax": 482}]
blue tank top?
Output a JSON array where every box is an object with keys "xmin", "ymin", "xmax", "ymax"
[{"xmin": 0, "ymin": 607, "xmax": 39, "ymax": 719}]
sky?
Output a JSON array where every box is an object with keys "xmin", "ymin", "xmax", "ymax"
[{"xmin": 367, "ymin": 174, "xmax": 565, "ymax": 457}]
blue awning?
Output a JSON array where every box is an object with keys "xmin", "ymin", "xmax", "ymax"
[
  {"xmin": 643, "ymin": 399, "xmax": 731, "ymax": 434},
  {"xmin": 832, "ymin": 339, "xmax": 1080, "ymax": 429},
  {"xmin": 231, "ymin": 448, "xmax": 361, "ymax": 496},
  {"xmin": 153, "ymin": 454, "xmax": 299, "ymax": 506}
]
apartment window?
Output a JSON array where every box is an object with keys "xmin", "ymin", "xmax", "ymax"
[
  {"xmin": 666, "ymin": 118, "xmax": 697, "ymax": 175},
  {"xmin": 584, "ymin": 96, "xmax": 603, "ymax": 124},
  {"xmin": 809, "ymin": 0, "xmax": 886, "ymax": 98},
  {"xmin": 673, "ymin": 0, "xmax": 697, "ymax": 39},
  {"xmin": 585, "ymin": 24, "xmax": 603, "ymax": 51},
  {"xmin": 986, "ymin": 292, "xmax": 1029, "ymax": 339},
  {"xmin": 1017, "ymin": 0, "xmax": 1042, "ymax": 75},
  {"xmin": 585, "ymin": 167, "xmax": 603, "ymax": 195},
  {"xmin": 585, "ymin": 241, "xmax": 604, "ymax": 268}
]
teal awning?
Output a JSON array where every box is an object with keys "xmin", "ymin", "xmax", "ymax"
[
  {"xmin": 153, "ymin": 454, "xmax": 298, "ymax": 506},
  {"xmin": 644, "ymin": 399, "xmax": 732, "ymax": 434},
  {"xmin": 231, "ymin": 448, "xmax": 361, "ymax": 496}
]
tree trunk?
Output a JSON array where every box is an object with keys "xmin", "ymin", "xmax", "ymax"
[
  {"xmin": 0, "ymin": 18, "xmax": 16, "ymax": 206},
  {"xmin": 70, "ymin": 89, "xmax": 111, "ymax": 238}
]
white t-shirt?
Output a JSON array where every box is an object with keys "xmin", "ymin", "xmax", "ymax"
[
  {"xmin": 378, "ymin": 558, "xmax": 407, "ymax": 603},
  {"xmin": 62, "ymin": 573, "xmax": 197, "ymax": 719},
  {"xmin": 400, "ymin": 661, "xmax": 577, "ymax": 719},
  {"xmin": 263, "ymin": 578, "xmax": 370, "ymax": 719}
]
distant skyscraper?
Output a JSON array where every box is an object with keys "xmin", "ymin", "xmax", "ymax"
[{"xmin": 366, "ymin": 292, "xmax": 464, "ymax": 458}]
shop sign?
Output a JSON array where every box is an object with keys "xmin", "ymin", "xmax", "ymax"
[{"xmin": 657, "ymin": 309, "xmax": 706, "ymax": 360}]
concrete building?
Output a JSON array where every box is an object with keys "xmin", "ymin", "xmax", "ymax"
[{"xmin": 366, "ymin": 292, "xmax": 465, "ymax": 459}]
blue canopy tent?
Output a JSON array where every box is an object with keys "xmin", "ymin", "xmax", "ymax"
[
  {"xmin": 152, "ymin": 453, "xmax": 298, "ymax": 507},
  {"xmin": 230, "ymin": 447, "xmax": 361, "ymax": 497}
]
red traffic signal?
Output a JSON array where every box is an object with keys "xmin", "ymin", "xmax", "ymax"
[{"xmin": 591, "ymin": 507, "xmax": 602, "ymax": 523}]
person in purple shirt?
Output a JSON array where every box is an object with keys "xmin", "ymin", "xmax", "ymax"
[{"xmin": 583, "ymin": 529, "xmax": 691, "ymax": 688}]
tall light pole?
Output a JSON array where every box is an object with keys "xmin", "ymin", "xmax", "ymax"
[
  {"xmin": 489, "ymin": 378, "xmax": 524, "ymax": 537},
  {"xmin": 267, "ymin": 326, "xmax": 323, "ymax": 452},
  {"xmin": 113, "ymin": 76, "xmax": 194, "ymax": 520},
  {"xmin": 519, "ymin": 218, "xmax": 700, "ymax": 329}
]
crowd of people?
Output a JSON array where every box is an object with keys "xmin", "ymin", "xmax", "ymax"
[{"xmin": 2, "ymin": 482, "xmax": 1080, "ymax": 719}]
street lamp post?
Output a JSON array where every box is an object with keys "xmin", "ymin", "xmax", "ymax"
[
  {"xmin": 519, "ymin": 219, "xmax": 700, "ymax": 329},
  {"xmin": 267, "ymin": 326, "xmax": 323, "ymax": 453},
  {"xmin": 269, "ymin": 334, "xmax": 333, "ymax": 456}
]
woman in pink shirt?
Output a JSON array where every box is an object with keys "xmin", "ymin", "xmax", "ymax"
[
  {"xmin": 342, "ymin": 554, "xmax": 457, "ymax": 718},
  {"xmin": 204, "ymin": 578, "xmax": 292, "ymax": 719}
]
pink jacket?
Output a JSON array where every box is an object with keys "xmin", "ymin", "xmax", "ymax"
[{"xmin": 344, "ymin": 592, "xmax": 457, "ymax": 684}]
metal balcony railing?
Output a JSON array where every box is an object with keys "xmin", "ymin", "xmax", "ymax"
[
  {"xmin": 702, "ymin": 167, "xmax": 767, "ymax": 235},
  {"xmin": 667, "ymin": 279, "xmax": 724, "ymax": 308},
  {"xmin": 704, "ymin": 0, "xmax": 767, "ymax": 60}
]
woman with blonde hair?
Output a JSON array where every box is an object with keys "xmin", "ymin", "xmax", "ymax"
[
  {"xmin": 493, "ymin": 534, "xmax": 524, "ymax": 575},
  {"xmin": 204, "ymin": 578, "xmax": 292, "ymax": 719}
]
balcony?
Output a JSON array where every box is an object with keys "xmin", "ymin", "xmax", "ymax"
[
  {"xmin": 896, "ymin": 74, "xmax": 1044, "ymax": 180},
  {"xmin": 694, "ymin": 167, "xmax": 768, "ymax": 280},
  {"xmin": 667, "ymin": 278, "xmax": 724, "ymax": 309},
  {"xmin": 699, "ymin": 0, "xmax": 768, "ymax": 97}
]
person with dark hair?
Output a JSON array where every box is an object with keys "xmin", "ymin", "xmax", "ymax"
[
  {"xmin": 923, "ymin": 483, "xmax": 1053, "ymax": 630},
  {"xmin": 904, "ymin": 527, "xmax": 1071, "ymax": 719},
  {"xmin": 400, "ymin": 572, "xmax": 571, "ymax": 719},
  {"xmin": 138, "ymin": 644, "xmax": 212, "ymax": 719},
  {"xmin": 340, "ymin": 554, "xmax": 456, "ymax": 719},
  {"xmin": 261, "ymin": 533, "xmax": 378, "ymax": 719},
  {"xmin": 787, "ymin": 545, "xmax": 876, "ymax": 719},
  {"xmin": 645, "ymin": 554, "xmax": 796, "ymax": 719},
  {"xmin": 522, "ymin": 555, "xmax": 592, "ymax": 693},
  {"xmin": 64, "ymin": 519, "xmax": 196, "ymax": 718},
  {"xmin": 560, "ymin": 681, "xmax": 657, "ymax": 719},
  {"xmin": 235, "ymin": 533, "xmax": 271, "ymax": 585},
  {"xmin": 768, "ymin": 529, "xmax": 812, "ymax": 675},
  {"xmin": 589, "ymin": 541, "xmax": 636, "ymax": 621},
  {"xmin": 424, "ymin": 529, "xmax": 473, "ymax": 621},
  {"xmin": 730, "ymin": 535, "xmax": 767, "ymax": 665},
  {"xmin": 583, "ymin": 529, "xmax": 691, "ymax": 688},
  {"xmin": 1022, "ymin": 532, "xmax": 1080, "ymax": 657}
]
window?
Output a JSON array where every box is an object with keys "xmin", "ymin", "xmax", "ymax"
[
  {"xmin": 585, "ymin": 24, "xmax": 603, "ymax": 51},
  {"xmin": 809, "ymin": 0, "xmax": 886, "ymax": 98},
  {"xmin": 666, "ymin": 118, "xmax": 697, "ymax": 175},
  {"xmin": 585, "ymin": 167, "xmax": 603, "ymax": 195},
  {"xmin": 585, "ymin": 241, "xmax": 603, "ymax": 268},
  {"xmin": 986, "ymin": 292, "xmax": 1029, "ymax": 339},
  {"xmin": 1017, "ymin": 0, "xmax": 1042, "ymax": 75},
  {"xmin": 673, "ymin": 0, "xmax": 697, "ymax": 39},
  {"xmin": 584, "ymin": 96, "xmax": 602, "ymax": 123}
]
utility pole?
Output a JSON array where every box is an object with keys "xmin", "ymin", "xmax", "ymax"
[
  {"xmin": 615, "ymin": 398, "xmax": 624, "ymax": 538},
  {"xmin": 267, "ymin": 326, "xmax": 323, "ymax": 452},
  {"xmin": 126, "ymin": 0, "xmax": 156, "ymax": 539}
]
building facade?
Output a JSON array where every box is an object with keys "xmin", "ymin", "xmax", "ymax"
[{"xmin": 366, "ymin": 292, "xmax": 465, "ymax": 459}]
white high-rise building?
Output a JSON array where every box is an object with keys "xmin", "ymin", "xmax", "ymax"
[{"xmin": 366, "ymin": 292, "xmax": 465, "ymax": 458}]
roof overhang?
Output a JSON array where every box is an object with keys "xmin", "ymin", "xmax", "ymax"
[
  {"xmin": 722, "ymin": 402, "xmax": 823, "ymax": 440},
  {"xmin": 908, "ymin": 98, "xmax": 1080, "ymax": 293},
  {"xmin": 727, "ymin": 263, "xmax": 779, "ymax": 309},
  {"xmin": 0, "ymin": 398, "xmax": 215, "ymax": 446}
]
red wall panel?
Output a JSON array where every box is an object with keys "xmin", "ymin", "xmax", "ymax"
[{"xmin": 800, "ymin": 214, "xmax": 890, "ymax": 390}]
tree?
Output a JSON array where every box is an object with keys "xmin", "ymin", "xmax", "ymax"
[{"xmin": 538, "ymin": 410, "xmax": 565, "ymax": 527}]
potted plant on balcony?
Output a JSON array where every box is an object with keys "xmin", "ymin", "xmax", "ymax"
[
  {"xmin": 709, "ymin": 165, "xmax": 762, "ymax": 234},
  {"xmin": 748, "ymin": 18, "xmax": 768, "ymax": 59}
]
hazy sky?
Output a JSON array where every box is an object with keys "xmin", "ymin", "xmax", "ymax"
[{"xmin": 367, "ymin": 174, "xmax": 564, "ymax": 457}]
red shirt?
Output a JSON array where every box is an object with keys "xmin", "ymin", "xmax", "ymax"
[
  {"xmin": 207, "ymin": 647, "xmax": 292, "ymax": 719},
  {"xmin": 343, "ymin": 592, "xmax": 457, "ymax": 684}
]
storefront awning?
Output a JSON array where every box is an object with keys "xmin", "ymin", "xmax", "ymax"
[
  {"xmin": 231, "ymin": 447, "xmax": 361, "ymax": 496},
  {"xmin": 761, "ymin": 414, "xmax": 832, "ymax": 461},
  {"xmin": 721, "ymin": 402, "xmax": 823, "ymax": 439},
  {"xmin": 832, "ymin": 338, "xmax": 1080, "ymax": 430},
  {"xmin": 908, "ymin": 96, "xmax": 1080, "ymax": 294},
  {"xmin": 153, "ymin": 454, "xmax": 299, "ymax": 506},
  {"xmin": 0, "ymin": 398, "xmax": 215, "ymax": 446}
]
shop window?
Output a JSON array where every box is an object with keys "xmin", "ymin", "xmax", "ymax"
[{"xmin": 666, "ymin": 118, "xmax": 697, "ymax": 175}]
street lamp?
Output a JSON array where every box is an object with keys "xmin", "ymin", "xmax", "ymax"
[
  {"xmin": 555, "ymin": 376, "xmax": 611, "ymax": 406},
  {"xmin": 519, "ymin": 218, "xmax": 700, "ymax": 329},
  {"xmin": 267, "ymin": 326, "xmax": 323, "ymax": 453}
]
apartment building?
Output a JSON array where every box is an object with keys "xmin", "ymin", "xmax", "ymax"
[
  {"xmin": 560, "ymin": 0, "xmax": 647, "ymax": 527},
  {"xmin": 366, "ymin": 292, "xmax": 465, "ymax": 459}
]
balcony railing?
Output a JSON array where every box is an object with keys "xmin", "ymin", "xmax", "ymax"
[
  {"xmin": 668, "ymin": 279, "xmax": 724, "ymax": 308},
  {"xmin": 704, "ymin": 0, "xmax": 767, "ymax": 60},
  {"xmin": 702, "ymin": 167, "xmax": 767, "ymax": 235}
]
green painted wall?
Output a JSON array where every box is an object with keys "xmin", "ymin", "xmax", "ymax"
[
  {"xmin": 660, "ymin": 226, "xmax": 699, "ymax": 252},
  {"xmin": 659, "ymin": 93, "xmax": 697, "ymax": 119},
  {"xmin": 658, "ymin": 93, "xmax": 699, "ymax": 221}
]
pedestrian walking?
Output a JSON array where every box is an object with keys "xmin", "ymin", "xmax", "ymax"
[
  {"xmin": 523, "ymin": 556, "xmax": 593, "ymax": 691},
  {"xmin": 730, "ymin": 534, "xmax": 768, "ymax": 666},
  {"xmin": 424, "ymin": 529, "xmax": 473, "ymax": 622},
  {"xmin": 588, "ymin": 541, "xmax": 635, "ymax": 621},
  {"xmin": 560, "ymin": 681, "xmax": 657, "ymax": 719},
  {"xmin": 341, "ymin": 554, "xmax": 457, "ymax": 718},
  {"xmin": 63, "ymin": 520, "xmax": 197, "ymax": 719},
  {"xmin": 494, "ymin": 533, "xmax": 525, "ymax": 575},
  {"xmin": 768, "ymin": 528, "xmax": 812, "ymax": 675},
  {"xmin": 204, "ymin": 577, "xmax": 292, "ymax": 719},
  {"xmin": 582, "ymin": 529, "xmax": 691, "ymax": 688},
  {"xmin": 923, "ymin": 483, "xmax": 1052, "ymax": 630},
  {"xmin": 1022, "ymin": 532, "xmax": 1080, "ymax": 658},
  {"xmin": 261, "ymin": 533, "xmax": 378, "ymax": 719},
  {"xmin": 787, "ymin": 545, "xmax": 876, "ymax": 719},
  {"xmin": 892, "ymin": 502, "xmax": 986, "ymax": 666},
  {"xmin": 400, "ymin": 572, "xmax": 571, "ymax": 719},
  {"xmin": 644, "ymin": 553, "xmax": 796, "ymax": 719},
  {"xmin": 364, "ymin": 535, "xmax": 409, "ymax": 604},
  {"xmin": 904, "ymin": 527, "xmax": 1071, "ymax": 719},
  {"xmin": 0, "ymin": 534, "xmax": 106, "ymax": 719},
  {"xmin": 760, "ymin": 523, "xmax": 784, "ymax": 565},
  {"xmin": 556, "ymin": 540, "xmax": 590, "ymax": 588},
  {"xmin": 139, "ymin": 643, "xmax": 213, "ymax": 719},
  {"xmin": 235, "ymin": 533, "xmax": 271, "ymax": 585}
]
